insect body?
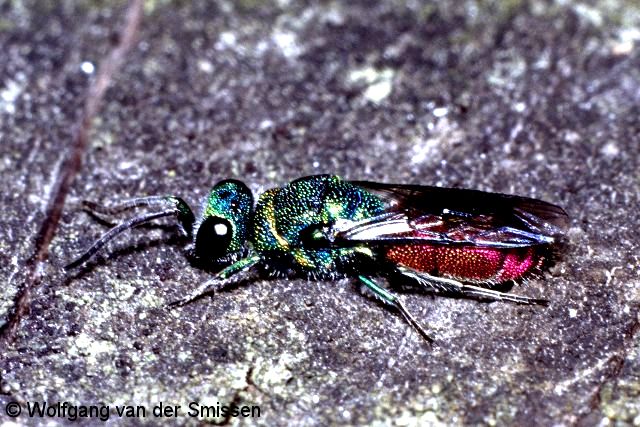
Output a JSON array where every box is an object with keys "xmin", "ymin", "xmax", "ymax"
[{"xmin": 66, "ymin": 175, "xmax": 568, "ymax": 342}]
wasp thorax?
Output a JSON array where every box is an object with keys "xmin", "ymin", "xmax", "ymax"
[{"xmin": 194, "ymin": 180, "xmax": 253, "ymax": 262}]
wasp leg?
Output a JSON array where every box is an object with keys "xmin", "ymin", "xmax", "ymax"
[
  {"xmin": 83, "ymin": 196, "xmax": 174, "ymax": 215},
  {"xmin": 358, "ymin": 275, "xmax": 433, "ymax": 343},
  {"xmin": 396, "ymin": 266, "xmax": 548, "ymax": 305},
  {"xmin": 167, "ymin": 254, "xmax": 261, "ymax": 308}
]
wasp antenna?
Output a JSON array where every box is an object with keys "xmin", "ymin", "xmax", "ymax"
[
  {"xmin": 64, "ymin": 209, "xmax": 178, "ymax": 271},
  {"xmin": 82, "ymin": 195, "xmax": 178, "ymax": 216}
]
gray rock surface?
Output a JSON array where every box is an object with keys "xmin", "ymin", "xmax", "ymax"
[{"xmin": 1, "ymin": 0, "xmax": 639, "ymax": 425}]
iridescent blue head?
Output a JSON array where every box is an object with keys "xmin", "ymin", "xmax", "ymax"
[{"xmin": 193, "ymin": 179, "xmax": 253, "ymax": 263}]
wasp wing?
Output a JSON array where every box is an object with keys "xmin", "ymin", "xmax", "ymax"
[{"xmin": 335, "ymin": 181, "xmax": 569, "ymax": 248}]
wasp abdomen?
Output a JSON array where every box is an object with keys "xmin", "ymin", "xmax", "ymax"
[{"xmin": 385, "ymin": 245, "xmax": 541, "ymax": 284}]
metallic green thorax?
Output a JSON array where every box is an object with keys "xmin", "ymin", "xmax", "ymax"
[
  {"xmin": 196, "ymin": 175, "xmax": 385, "ymax": 273},
  {"xmin": 251, "ymin": 175, "xmax": 385, "ymax": 274}
]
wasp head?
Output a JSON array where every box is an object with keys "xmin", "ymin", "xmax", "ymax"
[{"xmin": 193, "ymin": 179, "xmax": 253, "ymax": 265}]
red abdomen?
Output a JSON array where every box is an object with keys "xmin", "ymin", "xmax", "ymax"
[{"xmin": 385, "ymin": 245, "xmax": 541, "ymax": 284}]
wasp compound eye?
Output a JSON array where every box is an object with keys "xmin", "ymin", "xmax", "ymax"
[
  {"xmin": 195, "ymin": 217, "xmax": 233, "ymax": 261},
  {"xmin": 196, "ymin": 180, "xmax": 253, "ymax": 262}
]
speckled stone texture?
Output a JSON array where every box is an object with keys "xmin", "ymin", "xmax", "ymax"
[{"xmin": 1, "ymin": 1, "xmax": 639, "ymax": 425}]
